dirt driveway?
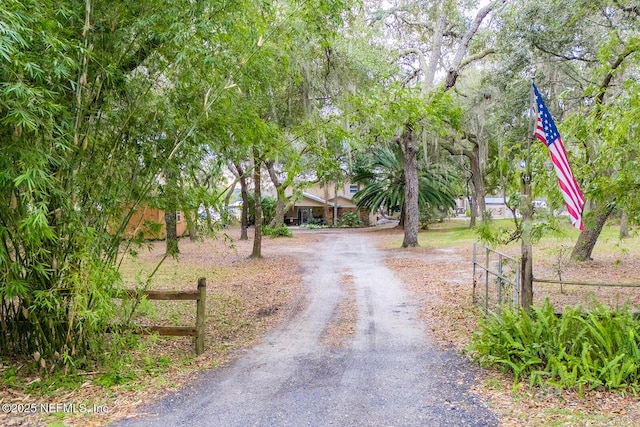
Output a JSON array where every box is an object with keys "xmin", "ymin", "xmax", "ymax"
[{"xmin": 114, "ymin": 228, "xmax": 497, "ymax": 426}]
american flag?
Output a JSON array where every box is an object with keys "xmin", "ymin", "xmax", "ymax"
[{"xmin": 532, "ymin": 83, "xmax": 585, "ymax": 231}]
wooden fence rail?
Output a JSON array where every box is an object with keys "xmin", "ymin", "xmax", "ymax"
[
  {"xmin": 533, "ymin": 278, "xmax": 640, "ymax": 288},
  {"xmin": 112, "ymin": 277, "xmax": 206, "ymax": 355}
]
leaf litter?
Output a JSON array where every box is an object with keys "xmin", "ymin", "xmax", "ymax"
[
  {"xmin": 378, "ymin": 227, "xmax": 640, "ymax": 427},
  {"xmin": 3, "ymin": 225, "xmax": 640, "ymax": 426}
]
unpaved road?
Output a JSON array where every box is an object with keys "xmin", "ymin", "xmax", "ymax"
[{"xmin": 114, "ymin": 229, "xmax": 497, "ymax": 426}]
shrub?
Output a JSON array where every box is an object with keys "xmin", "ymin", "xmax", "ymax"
[
  {"xmin": 307, "ymin": 217, "xmax": 327, "ymax": 226},
  {"xmin": 247, "ymin": 194, "xmax": 277, "ymax": 225},
  {"xmin": 338, "ymin": 212, "xmax": 361, "ymax": 228},
  {"xmin": 468, "ymin": 300, "xmax": 640, "ymax": 392},
  {"xmin": 262, "ymin": 224, "xmax": 293, "ymax": 238},
  {"xmin": 419, "ymin": 206, "xmax": 445, "ymax": 229},
  {"xmin": 304, "ymin": 224, "xmax": 321, "ymax": 229}
]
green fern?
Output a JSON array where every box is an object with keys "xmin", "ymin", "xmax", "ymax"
[{"xmin": 468, "ymin": 299, "xmax": 640, "ymax": 391}]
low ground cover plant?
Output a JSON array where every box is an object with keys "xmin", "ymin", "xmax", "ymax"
[
  {"xmin": 262, "ymin": 224, "xmax": 293, "ymax": 237},
  {"xmin": 468, "ymin": 300, "xmax": 640, "ymax": 393}
]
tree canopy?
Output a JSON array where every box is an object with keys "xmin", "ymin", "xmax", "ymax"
[{"xmin": 3, "ymin": 0, "xmax": 640, "ymax": 368}]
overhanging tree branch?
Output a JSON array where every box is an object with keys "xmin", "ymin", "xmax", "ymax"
[
  {"xmin": 459, "ymin": 49, "xmax": 496, "ymax": 69},
  {"xmin": 398, "ymin": 47, "xmax": 428, "ymax": 81},
  {"xmin": 444, "ymin": 0, "xmax": 507, "ymax": 91},
  {"xmin": 613, "ymin": 0, "xmax": 640, "ymax": 17},
  {"xmin": 596, "ymin": 45, "xmax": 637, "ymax": 106},
  {"xmin": 532, "ymin": 42, "xmax": 598, "ymax": 63}
]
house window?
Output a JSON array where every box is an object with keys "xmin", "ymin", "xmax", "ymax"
[
  {"xmin": 176, "ymin": 211, "xmax": 182, "ymax": 223},
  {"xmin": 349, "ymin": 184, "xmax": 359, "ymax": 194}
]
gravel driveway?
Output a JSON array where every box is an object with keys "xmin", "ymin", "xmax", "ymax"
[{"xmin": 113, "ymin": 229, "xmax": 497, "ymax": 427}]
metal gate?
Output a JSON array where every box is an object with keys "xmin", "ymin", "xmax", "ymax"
[{"xmin": 472, "ymin": 243, "xmax": 520, "ymax": 313}]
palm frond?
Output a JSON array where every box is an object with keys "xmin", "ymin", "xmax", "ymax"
[{"xmin": 352, "ymin": 144, "xmax": 459, "ymax": 213}]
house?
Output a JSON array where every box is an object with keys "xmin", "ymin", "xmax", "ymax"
[
  {"xmin": 122, "ymin": 204, "xmax": 191, "ymax": 239},
  {"xmin": 484, "ymin": 197, "xmax": 516, "ymax": 219},
  {"xmin": 284, "ymin": 182, "xmax": 375, "ymax": 226},
  {"xmin": 457, "ymin": 196, "xmax": 547, "ymax": 219},
  {"xmin": 455, "ymin": 197, "xmax": 513, "ymax": 218}
]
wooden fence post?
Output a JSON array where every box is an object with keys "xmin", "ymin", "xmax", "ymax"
[{"xmin": 195, "ymin": 277, "xmax": 206, "ymax": 355}]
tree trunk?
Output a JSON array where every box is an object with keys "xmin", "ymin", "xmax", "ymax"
[
  {"xmin": 401, "ymin": 124, "xmax": 420, "ymax": 247},
  {"xmin": 251, "ymin": 150, "xmax": 262, "ymax": 258},
  {"xmin": 165, "ymin": 209, "xmax": 179, "ymax": 256},
  {"xmin": 571, "ymin": 203, "xmax": 615, "ymax": 261},
  {"xmin": 233, "ymin": 160, "xmax": 249, "ymax": 241},
  {"xmin": 266, "ymin": 161, "xmax": 286, "ymax": 227},
  {"xmin": 423, "ymin": 13, "xmax": 446, "ymax": 93},
  {"xmin": 271, "ymin": 194, "xmax": 286, "ymax": 228},
  {"xmin": 333, "ymin": 185, "xmax": 338, "ymax": 226},
  {"xmin": 620, "ymin": 211, "xmax": 630, "ymax": 239},
  {"xmin": 520, "ymin": 237, "xmax": 533, "ymax": 309},
  {"xmin": 398, "ymin": 205, "xmax": 405, "ymax": 229},
  {"xmin": 465, "ymin": 194, "xmax": 476, "ymax": 228},
  {"xmin": 469, "ymin": 192, "xmax": 477, "ymax": 228},
  {"xmin": 520, "ymin": 173, "xmax": 533, "ymax": 310},
  {"xmin": 164, "ymin": 166, "xmax": 179, "ymax": 256},
  {"xmin": 440, "ymin": 138, "xmax": 485, "ymax": 228},
  {"xmin": 469, "ymin": 143, "xmax": 486, "ymax": 218},
  {"xmin": 323, "ymin": 185, "xmax": 330, "ymax": 225},
  {"xmin": 185, "ymin": 210, "xmax": 197, "ymax": 241}
]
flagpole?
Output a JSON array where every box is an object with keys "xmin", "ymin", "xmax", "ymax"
[{"xmin": 520, "ymin": 81, "xmax": 535, "ymax": 310}]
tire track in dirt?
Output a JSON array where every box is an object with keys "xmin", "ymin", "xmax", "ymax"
[
  {"xmin": 114, "ymin": 229, "xmax": 497, "ymax": 427},
  {"xmin": 322, "ymin": 271, "xmax": 358, "ymax": 348}
]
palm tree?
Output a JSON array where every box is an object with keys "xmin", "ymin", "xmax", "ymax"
[{"xmin": 352, "ymin": 145, "xmax": 457, "ymax": 227}]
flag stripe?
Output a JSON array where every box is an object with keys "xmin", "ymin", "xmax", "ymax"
[
  {"xmin": 549, "ymin": 143, "xmax": 584, "ymax": 228},
  {"xmin": 548, "ymin": 142, "xmax": 584, "ymax": 206},
  {"xmin": 532, "ymin": 83, "xmax": 585, "ymax": 231},
  {"xmin": 549, "ymin": 132, "xmax": 585, "ymax": 202},
  {"xmin": 539, "ymin": 117, "xmax": 585, "ymax": 211}
]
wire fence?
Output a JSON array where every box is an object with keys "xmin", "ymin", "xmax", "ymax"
[
  {"xmin": 472, "ymin": 243, "xmax": 640, "ymax": 315},
  {"xmin": 472, "ymin": 243, "xmax": 520, "ymax": 314}
]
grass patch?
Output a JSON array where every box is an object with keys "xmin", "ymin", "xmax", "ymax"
[
  {"xmin": 420, "ymin": 223, "xmax": 485, "ymax": 247},
  {"xmin": 408, "ymin": 218, "xmax": 637, "ymax": 260},
  {"xmin": 413, "ymin": 219, "xmax": 515, "ymax": 248},
  {"xmin": 381, "ymin": 219, "xmax": 517, "ymax": 249}
]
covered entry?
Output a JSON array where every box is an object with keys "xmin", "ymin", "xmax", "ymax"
[{"xmin": 297, "ymin": 207, "xmax": 313, "ymax": 225}]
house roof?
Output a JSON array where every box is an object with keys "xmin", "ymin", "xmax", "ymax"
[
  {"xmin": 293, "ymin": 192, "xmax": 356, "ymax": 209},
  {"xmin": 303, "ymin": 192, "xmax": 329, "ymax": 205},
  {"xmin": 327, "ymin": 194, "xmax": 356, "ymax": 208},
  {"xmin": 485, "ymin": 197, "xmax": 507, "ymax": 205}
]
